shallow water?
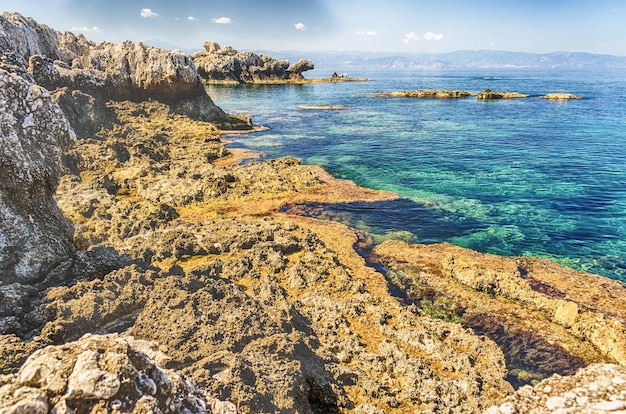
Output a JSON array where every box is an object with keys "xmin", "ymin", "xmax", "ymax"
[{"xmin": 207, "ymin": 68, "xmax": 626, "ymax": 281}]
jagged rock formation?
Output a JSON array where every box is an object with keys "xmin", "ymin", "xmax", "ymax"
[
  {"xmin": 193, "ymin": 41, "xmax": 314, "ymax": 84},
  {"xmin": 485, "ymin": 364, "xmax": 626, "ymax": 413},
  {"xmin": 0, "ymin": 66, "xmax": 76, "ymax": 334},
  {"xmin": 374, "ymin": 241, "xmax": 626, "ymax": 386},
  {"xmin": 0, "ymin": 12, "xmax": 249, "ymax": 133},
  {"xmin": 0, "ymin": 333, "xmax": 236, "ymax": 413}
]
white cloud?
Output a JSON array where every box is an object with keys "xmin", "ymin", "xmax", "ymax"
[
  {"xmin": 294, "ymin": 22, "xmax": 307, "ymax": 31},
  {"xmin": 423, "ymin": 32, "xmax": 444, "ymax": 41},
  {"xmin": 141, "ymin": 8, "xmax": 159, "ymax": 18},
  {"xmin": 212, "ymin": 17, "xmax": 232, "ymax": 24},
  {"xmin": 71, "ymin": 25, "xmax": 102, "ymax": 33},
  {"xmin": 188, "ymin": 16, "xmax": 197, "ymax": 21},
  {"xmin": 402, "ymin": 32, "xmax": 419, "ymax": 43},
  {"xmin": 356, "ymin": 30, "xmax": 378, "ymax": 36}
]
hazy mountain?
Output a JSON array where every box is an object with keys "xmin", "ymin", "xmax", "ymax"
[{"xmin": 261, "ymin": 50, "xmax": 626, "ymax": 70}]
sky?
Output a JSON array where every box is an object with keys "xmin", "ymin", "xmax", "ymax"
[{"xmin": 3, "ymin": 0, "xmax": 626, "ymax": 56}]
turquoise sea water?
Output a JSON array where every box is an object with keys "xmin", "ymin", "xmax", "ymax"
[{"xmin": 206, "ymin": 69, "xmax": 626, "ymax": 282}]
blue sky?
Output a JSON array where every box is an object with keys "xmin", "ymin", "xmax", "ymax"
[{"xmin": 4, "ymin": 0, "xmax": 626, "ymax": 55}]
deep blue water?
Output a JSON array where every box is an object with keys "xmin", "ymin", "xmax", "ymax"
[{"xmin": 206, "ymin": 69, "xmax": 626, "ymax": 282}]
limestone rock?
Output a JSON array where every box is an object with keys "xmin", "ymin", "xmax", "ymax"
[
  {"xmin": 375, "ymin": 241, "xmax": 626, "ymax": 386},
  {"xmin": 193, "ymin": 43, "xmax": 313, "ymax": 84},
  {"xmin": 288, "ymin": 58, "xmax": 315, "ymax": 78},
  {"xmin": 476, "ymin": 89, "xmax": 529, "ymax": 99},
  {"xmin": 0, "ymin": 12, "xmax": 246, "ymax": 129},
  {"xmin": 542, "ymin": 93, "xmax": 582, "ymax": 100},
  {"xmin": 0, "ymin": 333, "xmax": 235, "ymax": 413},
  {"xmin": 0, "ymin": 67, "xmax": 75, "ymax": 288},
  {"xmin": 383, "ymin": 90, "xmax": 473, "ymax": 98},
  {"xmin": 484, "ymin": 364, "xmax": 626, "ymax": 413}
]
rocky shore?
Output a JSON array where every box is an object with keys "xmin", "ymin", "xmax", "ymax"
[{"xmin": 1, "ymin": 12, "xmax": 624, "ymax": 414}]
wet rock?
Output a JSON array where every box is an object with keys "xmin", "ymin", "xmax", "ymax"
[
  {"xmin": 382, "ymin": 89, "xmax": 473, "ymax": 98},
  {"xmin": 375, "ymin": 241, "xmax": 626, "ymax": 385},
  {"xmin": 476, "ymin": 89, "xmax": 529, "ymax": 99},
  {"xmin": 541, "ymin": 93, "xmax": 582, "ymax": 100}
]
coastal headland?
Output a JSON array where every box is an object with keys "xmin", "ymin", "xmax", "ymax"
[{"xmin": 0, "ymin": 12, "xmax": 624, "ymax": 414}]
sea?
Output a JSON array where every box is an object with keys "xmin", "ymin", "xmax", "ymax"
[{"xmin": 205, "ymin": 68, "xmax": 626, "ymax": 283}]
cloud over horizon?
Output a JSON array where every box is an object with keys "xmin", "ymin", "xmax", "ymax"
[
  {"xmin": 211, "ymin": 16, "xmax": 232, "ymax": 24},
  {"xmin": 140, "ymin": 8, "xmax": 159, "ymax": 18},
  {"xmin": 294, "ymin": 22, "xmax": 307, "ymax": 31},
  {"xmin": 402, "ymin": 32, "xmax": 419, "ymax": 43},
  {"xmin": 188, "ymin": 16, "xmax": 197, "ymax": 21},
  {"xmin": 356, "ymin": 30, "xmax": 377, "ymax": 36}
]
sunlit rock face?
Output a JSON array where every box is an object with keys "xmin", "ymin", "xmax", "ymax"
[
  {"xmin": 0, "ymin": 66, "xmax": 76, "ymax": 336},
  {"xmin": 193, "ymin": 40, "xmax": 314, "ymax": 83}
]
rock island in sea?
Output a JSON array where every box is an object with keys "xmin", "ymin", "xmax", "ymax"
[{"xmin": 0, "ymin": 11, "xmax": 624, "ymax": 414}]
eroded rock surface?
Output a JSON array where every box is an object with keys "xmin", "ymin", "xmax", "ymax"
[
  {"xmin": 0, "ymin": 333, "xmax": 236, "ymax": 414},
  {"xmin": 485, "ymin": 364, "xmax": 626, "ymax": 413},
  {"xmin": 0, "ymin": 67, "xmax": 75, "ymax": 331},
  {"xmin": 0, "ymin": 12, "xmax": 250, "ymax": 131},
  {"xmin": 193, "ymin": 41, "xmax": 314, "ymax": 84},
  {"xmin": 375, "ymin": 241, "xmax": 626, "ymax": 386}
]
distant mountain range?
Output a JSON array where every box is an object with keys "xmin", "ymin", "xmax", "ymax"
[
  {"xmin": 260, "ymin": 50, "xmax": 626, "ymax": 70},
  {"xmin": 141, "ymin": 39, "xmax": 626, "ymax": 70}
]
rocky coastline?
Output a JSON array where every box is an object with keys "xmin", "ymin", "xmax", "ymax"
[{"xmin": 1, "ymin": 12, "xmax": 624, "ymax": 414}]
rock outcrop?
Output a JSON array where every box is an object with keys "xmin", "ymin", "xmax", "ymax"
[
  {"xmin": 380, "ymin": 90, "xmax": 473, "ymax": 98},
  {"xmin": 0, "ymin": 66, "xmax": 75, "ymax": 334},
  {"xmin": 542, "ymin": 93, "xmax": 583, "ymax": 100},
  {"xmin": 476, "ymin": 89, "xmax": 529, "ymax": 99},
  {"xmin": 193, "ymin": 41, "xmax": 314, "ymax": 84},
  {"xmin": 0, "ymin": 333, "xmax": 236, "ymax": 413},
  {"xmin": 0, "ymin": 12, "xmax": 249, "ymax": 133}
]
